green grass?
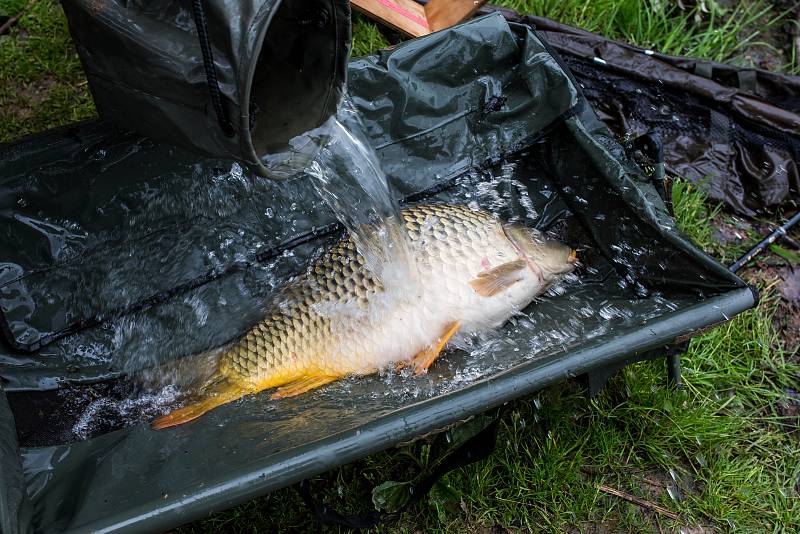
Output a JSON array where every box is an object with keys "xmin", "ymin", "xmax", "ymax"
[
  {"xmin": 2, "ymin": 1, "xmax": 799, "ymax": 532},
  {"xmin": 672, "ymin": 178, "xmax": 723, "ymax": 251},
  {"xmin": 500, "ymin": 0, "xmax": 781, "ymax": 64},
  {"xmin": 0, "ymin": 0, "xmax": 95, "ymax": 142},
  {"xmin": 670, "ymin": 179, "xmax": 760, "ymax": 266},
  {"xmin": 457, "ymin": 295, "xmax": 800, "ymax": 531},
  {"xmin": 351, "ymin": 13, "xmax": 390, "ymax": 58}
]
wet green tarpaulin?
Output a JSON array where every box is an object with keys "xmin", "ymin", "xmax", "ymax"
[
  {"xmin": 0, "ymin": 388, "xmax": 30, "ymax": 534},
  {"xmin": 0, "ymin": 13, "xmax": 753, "ymax": 533}
]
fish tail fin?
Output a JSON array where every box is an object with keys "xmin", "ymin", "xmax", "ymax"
[{"xmin": 151, "ymin": 373, "xmax": 248, "ymax": 430}]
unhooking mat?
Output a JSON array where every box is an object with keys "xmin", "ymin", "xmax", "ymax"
[{"xmin": 0, "ymin": 14, "xmax": 754, "ymax": 533}]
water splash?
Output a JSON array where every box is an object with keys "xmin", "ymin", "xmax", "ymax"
[
  {"xmin": 264, "ymin": 94, "xmax": 414, "ymax": 286},
  {"xmin": 71, "ymin": 385, "xmax": 181, "ymax": 441}
]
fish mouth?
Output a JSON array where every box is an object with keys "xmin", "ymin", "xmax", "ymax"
[
  {"xmin": 553, "ymin": 249, "xmax": 579, "ymax": 275},
  {"xmin": 502, "ymin": 224, "xmax": 578, "ymax": 276}
]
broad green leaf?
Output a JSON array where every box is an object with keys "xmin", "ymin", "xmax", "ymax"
[
  {"xmin": 429, "ymin": 479, "xmax": 461, "ymax": 523},
  {"xmin": 371, "ymin": 480, "xmax": 412, "ymax": 513}
]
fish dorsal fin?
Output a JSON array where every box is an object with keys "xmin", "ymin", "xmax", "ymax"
[{"xmin": 469, "ymin": 259, "xmax": 527, "ymax": 297}]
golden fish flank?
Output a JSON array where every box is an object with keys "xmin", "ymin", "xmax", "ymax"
[{"xmin": 152, "ymin": 204, "xmax": 577, "ymax": 429}]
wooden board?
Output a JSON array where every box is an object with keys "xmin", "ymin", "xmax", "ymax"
[
  {"xmin": 351, "ymin": 0, "xmax": 431, "ymax": 37},
  {"xmin": 424, "ymin": 0, "xmax": 486, "ymax": 32},
  {"xmin": 351, "ymin": 0, "xmax": 488, "ymax": 38}
]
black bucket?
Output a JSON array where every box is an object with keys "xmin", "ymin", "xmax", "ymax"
[{"xmin": 61, "ymin": 0, "xmax": 351, "ymax": 177}]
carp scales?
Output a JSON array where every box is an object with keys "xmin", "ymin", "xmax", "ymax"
[{"xmin": 152, "ymin": 204, "xmax": 577, "ymax": 429}]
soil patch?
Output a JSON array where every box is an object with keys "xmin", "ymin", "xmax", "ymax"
[
  {"xmin": 740, "ymin": 263, "xmax": 800, "ymax": 357},
  {"xmin": 7, "ymin": 74, "xmax": 58, "ymax": 121},
  {"xmin": 718, "ymin": 0, "xmax": 800, "ymax": 71}
]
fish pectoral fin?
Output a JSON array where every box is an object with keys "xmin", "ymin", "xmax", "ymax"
[
  {"xmin": 469, "ymin": 259, "xmax": 527, "ymax": 297},
  {"xmin": 412, "ymin": 321, "xmax": 461, "ymax": 375},
  {"xmin": 151, "ymin": 374, "xmax": 250, "ymax": 430},
  {"xmin": 270, "ymin": 374, "xmax": 339, "ymax": 399}
]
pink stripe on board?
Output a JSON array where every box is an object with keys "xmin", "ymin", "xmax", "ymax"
[{"xmin": 376, "ymin": 0, "xmax": 430, "ymax": 29}]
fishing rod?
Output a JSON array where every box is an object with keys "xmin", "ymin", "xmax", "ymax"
[
  {"xmin": 666, "ymin": 205, "xmax": 798, "ymax": 389},
  {"xmin": 728, "ymin": 210, "xmax": 800, "ymax": 273}
]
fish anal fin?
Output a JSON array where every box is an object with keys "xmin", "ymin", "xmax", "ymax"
[
  {"xmin": 412, "ymin": 321, "xmax": 461, "ymax": 375},
  {"xmin": 151, "ymin": 374, "xmax": 250, "ymax": 430},
  {"xmin": 270, "ymin": 374, "xmax": 339, "ymax": 399},
  {"xmin": 469, "ymin": 259, "xmax": 527, "ymax": 297}
]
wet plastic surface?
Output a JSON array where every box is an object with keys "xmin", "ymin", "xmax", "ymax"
[
  {"xmin": 4, "ymin": 157, "xmax": 695, "ymax": 449},
  {"xmin": 0, "ymin": 14, "xmax": 753, "ymax": 534},
  {"xmin": 0, "ymin": 15, "xmax": 576, "ymax": 362},
  {"xmin": 0, "ymin": 387, "xmax": 30, "ymax": 534}
]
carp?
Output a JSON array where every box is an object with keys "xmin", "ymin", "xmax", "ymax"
[{"xmin": 152, "ymin": 204, "xmax": 576, "ymax": 429}]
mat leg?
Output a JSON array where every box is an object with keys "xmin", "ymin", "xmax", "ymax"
[
  {"xmin": 584, "ymin": 367, "xmax": 615, "ymax": 397},
  {"xmin": 667, "ymin": 353, "xmax": 682, "ymax": 389}
]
